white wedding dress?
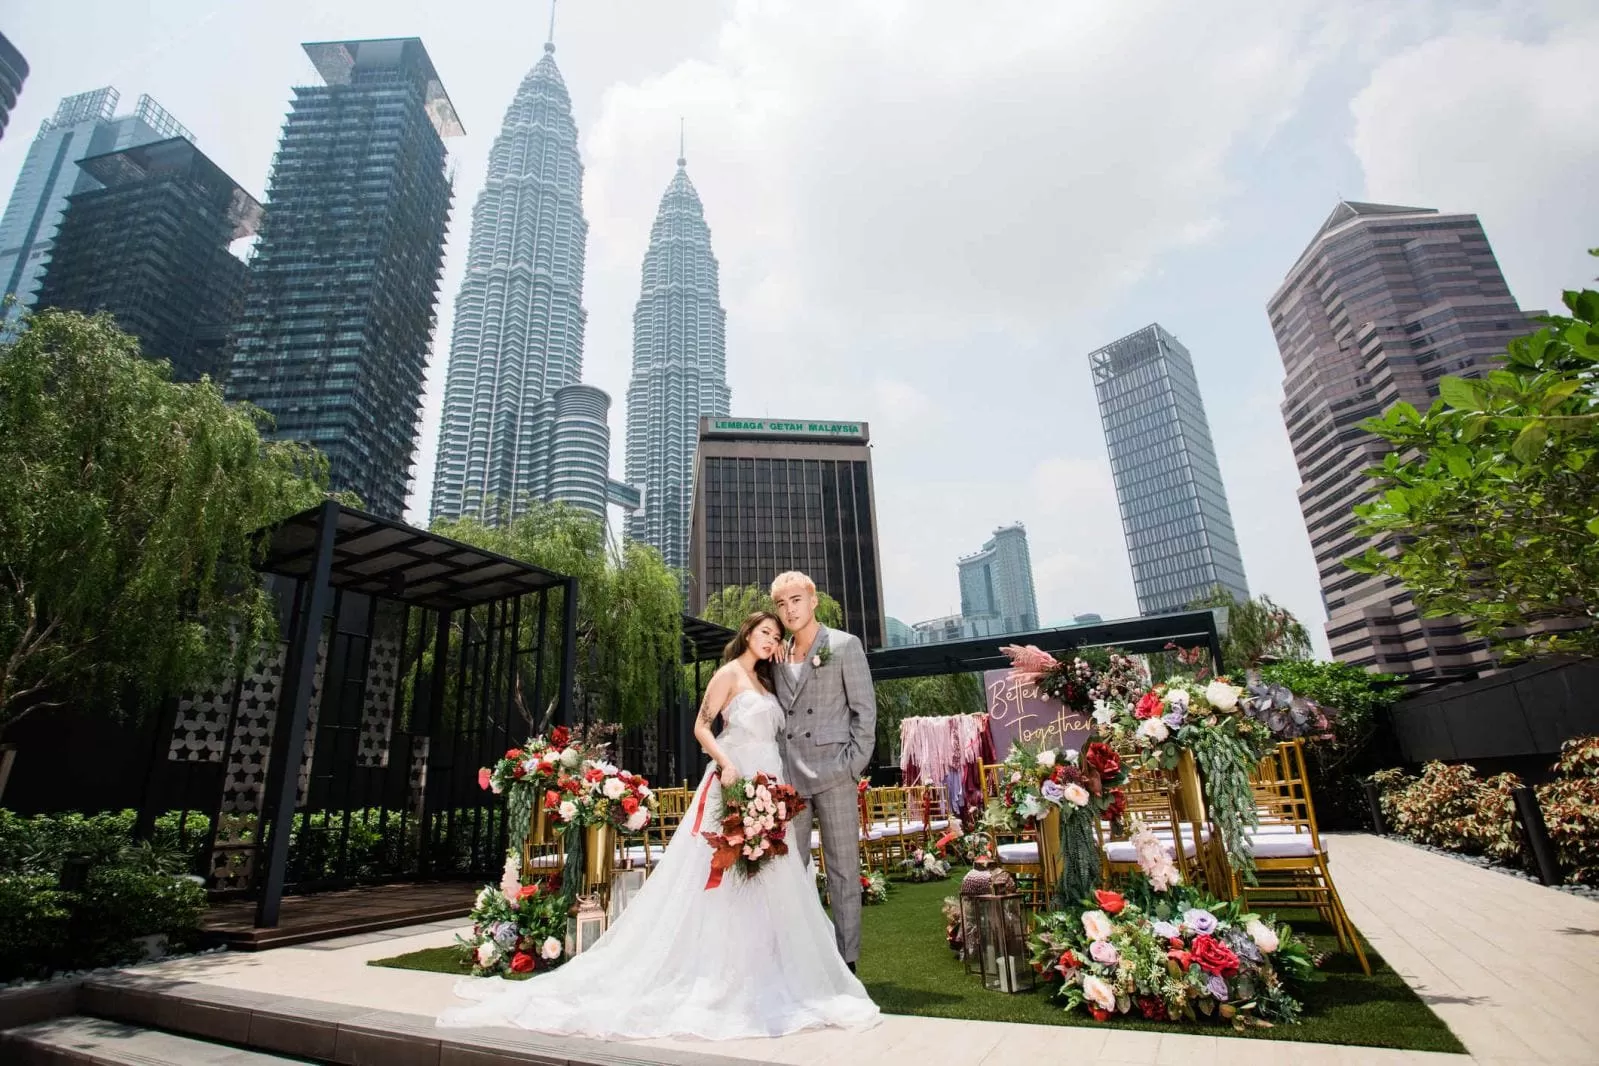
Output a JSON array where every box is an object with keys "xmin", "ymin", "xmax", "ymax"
[{"xmin": 438, "ymin": 688, "xmax": 881, "ymax": 1040}]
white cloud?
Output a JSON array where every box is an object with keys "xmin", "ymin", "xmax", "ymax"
[{"xmin": 1350, "ymin": 9, "xmax": 1599, "ymax": 312}]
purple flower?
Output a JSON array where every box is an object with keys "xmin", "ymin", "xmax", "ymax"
[
  {"xmin": 1163, "ymin": 705, "xmax": 1187, "ymax": 728},
  {"xmin": 1207, "ymin": 974, "xmax": 1229, "ymax": 1001},
  {"xmin": 1181, "ymin": 908, "xmax": 1218, "ymax": 936},
  {"xmin": 1151, "ymin": 919, "xmax": 1181, "ymax": 940},
  {"xmin": 1040, "ymin": 780, "xmax": 1065, "ymax": 803},
  {"xmin": 491, "ymin": 921, "xmax": 518, "ymax": 947}
]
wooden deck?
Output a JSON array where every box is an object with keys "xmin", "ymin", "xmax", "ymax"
[{"xmin": 201, "ymin": 881, "xmax": 477, "ymax": 951}]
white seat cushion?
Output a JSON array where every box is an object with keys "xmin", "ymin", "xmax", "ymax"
[
  {"xmin": 1248, "ymin": 835, "xmax": 1319, "ymax": 859},
  {"xmin": 997, "ymin": 842, "xmax": 1038, "ymax": 863},
  {"xmin": 1104, "ymin": 837, "xmax": 1199, "ymax": 861},
  {"xmin": 1251, "ymin": 823, "xmax": 1309, "ymax": 836}
]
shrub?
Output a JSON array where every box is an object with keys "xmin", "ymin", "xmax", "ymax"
[
  {"xmin": 0, "ymin": 874, "xmax": 72, "ymax": 980},
  {"xmin": 1371, "ymin": 761, "xmax": 1526, "ymax": 866},
  {"xmin": 1537, "ymin": 736, "xmax": 1599, "ymax": 885},
  {"xmin": 0, "ymin": 809, "xmax": 211, "ymax": 876},
  {"xmin": 70, "ymin": 866, "xmax": 206, "ymax": 964}
]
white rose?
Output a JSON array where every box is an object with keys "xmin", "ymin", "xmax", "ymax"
[
  {"xmin": 490, "ymin": 780, "xmax": 503, "ymax": 795},
  {"xmin": 1036, "ymin": 750, "xmax": 1057, "ymax": 768},
  {"xmin": 602, "ymin": 777, "xmax": 626, "ymax": 800},
  {"xmin": 560, "ymin": 747, "xmax": 580, "ymax": 768},
  {"xmin": 1164, "ymin": 689, "xmax": 1190, "ymax": 712},
  {"xmin": 598, "ymin": 762, "xmax": 619, "ymax": 777},
  {"xmin": 1081, "ymin": 909, "xmax": 1114, "ymax": 941},
  {"xmin": 639, "ymin": 785, "xmax": 652, "ymax": 799},
  {"xmin": 1136, "ymin": 718, "xmax": 1170, "ymax": 743},
  {"xmin": 625, "ymin": 809, "xmax": 650, "ymax": 832},
  {"xmin": 540, "ymin": 936, "xmax": 562, "ymax": 960},
  {"xmin": 558, "ymin": 800, "xmax": 578, "ymax": 822},
  {"xmin": 1017, "ymin": 794, "xmax": 1045, "ymax": 820},
  {"xmin": 1092, "ymin": 701, "xmax": 1116, "ymax": 726},
  {"xmin": 1246, "ymin": 919, "xmax": 1280, "ymax": 953},
  {"xmin": 1204, "ymin": 679, "xmax": 1241, "ymax": 711},
  {"xmin": 1062, "ymin": 783, "xmax": 1090, "ymax": 807},
  {"xmin": 744, "ymin": 782, "xmax": 755, "ymax": 798},
  {"xmin": 475, "ymin": 942, "xmax": 498, "ymax": 965},
  {"xmin": 1082, "ymin": 974, "xmax": 1117, "ymax": 1012}
]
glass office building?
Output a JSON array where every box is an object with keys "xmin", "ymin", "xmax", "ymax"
[
  {"xmin": 35, "ymin": 137, "xmax": 259, "ymax": 382},
  {"xmin": 0, "ymin": 32, "xmax": 27, "ymax": 142},
  {"xmin": 957, "ymin": 522, "xmax": 1040, "ymax": 635},
  {"xmin": 0, "ymin": 88, "xmax": 189, "ymax": 323},
  {"xmin": 687, "ymin": 418, "xmax": 885, "ymax": 648},
  {"xmin": 225, "ymin": 39, "xmax": 460, "ymax": 519},
  {"xmin": 1090, "ymin": 323, "xmax": 1248, "ymax": 615},
  {"xmin": 624, "ymin": 154, "xmax": 731, "ymax": 570}
]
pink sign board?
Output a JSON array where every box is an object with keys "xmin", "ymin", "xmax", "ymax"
[{"xmin": 983, "ymin": 669, "xmax": 1090, "ymax": 760}]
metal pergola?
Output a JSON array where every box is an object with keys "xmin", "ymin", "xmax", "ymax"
[{"xmin": 866, "ymin": 608, "xmax": 1226, "ymax": 680}]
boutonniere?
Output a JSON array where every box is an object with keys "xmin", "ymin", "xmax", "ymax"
[{"xmin": 812, "ymin": 646, "xmax": 833, "ymax": 668}]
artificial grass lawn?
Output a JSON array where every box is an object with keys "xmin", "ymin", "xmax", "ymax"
[{"xmin": 372, "ymin": 877, "xmax": 1464, "ymax": 1054}]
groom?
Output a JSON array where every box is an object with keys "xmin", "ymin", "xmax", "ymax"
[{"xmin": 770, "ymin": 571, "xmax": 876, "ymax": 973}]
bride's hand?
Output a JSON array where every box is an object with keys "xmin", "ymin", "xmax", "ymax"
[{"xmin": 720, "ymin": 764, "xmax": 739, "ymax": 788}]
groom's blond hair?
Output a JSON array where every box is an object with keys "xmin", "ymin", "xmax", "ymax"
[{"xmin": 770, "ymin": 571, "xmax": 816, "ymax": 597}]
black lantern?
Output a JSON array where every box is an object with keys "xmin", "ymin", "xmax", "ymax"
[{"xmin": 977, "ymin": 891, "xmax": 1035, "ymax": 993}]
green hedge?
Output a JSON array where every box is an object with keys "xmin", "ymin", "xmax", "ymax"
[{"xmin": 0, "ymin": 868, "xmax": 206, "ymax": 981}]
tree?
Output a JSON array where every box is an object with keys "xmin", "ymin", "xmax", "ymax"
[
  {"xmin": 1347, "ymin": 252, "xmax": 1599, "ymax": 660},
  {"xmin": 698, "ymin": 583, "xmax": 844, "ymax": 630},
  {"xmin": 0, "ymin": 310, "xmax": 335, "ymax": 733},
  {"xmin": 1188, "ymin": 587, "xmax": 1312, "ymax": 672},
  {"xmin": 435, "ymin": 502, "xmax": 683, "ymax": 729},
  {"xmin": 872, "ymin": 673, "xmax": 985, "ymax": 766}
]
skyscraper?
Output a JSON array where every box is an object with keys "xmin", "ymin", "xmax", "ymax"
[
  {"xmin": 35, "ymin": 137, "xmax": 260, "ymax": 382},
  {"xmin": 0, "ymin": 88, "xmax": 189, "ymax": 321},
  {"xmin": 686, "ymin": 417, "xmax": 885, "ymax": 647},
  {"xmin": 0, "ymin": 33, "xmax": 27, "ymax": 142},
  {"xmin": 226, "ymin": 39, "xmax": 460, "ymax": 519},
  {"xmin": 430, "ymin": 35, "xmax": 608, "ymax": 522},
  {"xmin": 958, "ymin": 522, "xmax": 1040, "ymax": 635},
  {"xmin": 1090, "ymin": 322, "xmax": 1249, "ymax": 615},
  {"xmin": 624, "ymin": 151, "xmax": 730, "ymax": 570},
  {"xmin": 1269, "ymin": 202, "xmax": 1534, "ymax": 675}
]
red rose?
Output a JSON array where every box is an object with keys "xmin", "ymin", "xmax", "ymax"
[
  {"xmin": 1085, "ymin": 742, "xmax": 1121, "ymax": 777},
  {"xmin": 860, "ymin": 875, "xmax": 870, "ymax": 888},
  {"xmin": 857, "ymin": 779, "xmax": 869, "ymax": 793},
  {"xmin": 621, "ymin": 795, "xmax": 640, "ymax": 815},
  {"xmin": 1134, "ymin": 691, "xmax": 1163, "ymax": 719},
  {"xmin": 550, "ymin": 726, "xmax": 570, "ymax": 748},
  {"xmin": 512, "ymin": 764, "xmax": 527, "ymax": 778},
  {"xmin": 1190, "ymin": 935, "xmax": 1240, "ymax": 977},
  {"xmin": 509, "ymin": 952, "xmax": 535, "ymax": 973},
  {"xmin": 1089, "ymin": 1006, "xmax": 1110, "ymax": 1022},
  {"xmin": 1168, "ymin": 947, "xmax": 1192, "ymax": 969},
  {"xmin": 518, "ymin": 883, "xmax": 540, "ymax": 898},
  {"xmin": 544, "ymin": 789, "xmax": 560, "ymax": 809},
  {"xmin": 505, "ymin": 748, "xmax": 524, "ymax": 761},
  {"xmin": 1093, "ymin": 889, "xmax": 1126, "ymax": 915},
  {"xmin": 1105, "ymin": 788, "xmax": 1127, "ymax": 821},
  {"xmin": 1057, "ymin": 950, "xmax": 1079, "ymax": 971},
  {"xmin": 583, "ymin": 767, "xmax": 604, "ymax": 783}
]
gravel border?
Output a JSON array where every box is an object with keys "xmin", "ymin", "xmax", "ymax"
[{"xmin": 1381, "ymin": 834, "xmax": 1599, "ymax": 902}]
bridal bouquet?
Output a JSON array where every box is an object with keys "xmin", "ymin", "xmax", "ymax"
[{"xmin": 701, "ymin": 772, "xmax": 807, "ymax": 889}]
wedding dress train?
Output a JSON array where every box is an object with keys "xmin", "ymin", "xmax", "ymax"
[{"xmin": 438, "ymin": 688, "xmax": 881, "ymax": 1040}]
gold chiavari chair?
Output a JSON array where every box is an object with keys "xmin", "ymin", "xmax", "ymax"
[
  {"xmin": 1236, "ymin": 739, "xmax": 1370, "ymax": 975},
  {"xmin": 903, "ymin": 783, "xmax": 953, "ymax": 853},
  {"xmin": 628, "ymin": 786, "xmax": 692, "ymax": 875},
  {"xmin": 1096, "ymin": 766, "xmax": 1210, "ymax": 891},
  {"xmin": 862, "ymin": 786, "xmax": 911, "ymax": 871},
  {"xmin": 975, "ymin": 763, "xmax": 1051, "ymax": 909}
]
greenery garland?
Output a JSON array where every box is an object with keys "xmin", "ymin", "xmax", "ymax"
[
  {"xmin": 1191, "ymin": 728, "xmax": 1262, "ymax": 883},
  {"xmin": 1057, "ymin": 809, "xmax": 1101, "ymax": 909}
]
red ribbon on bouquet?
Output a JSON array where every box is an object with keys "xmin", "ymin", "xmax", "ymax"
[{"xmin": 692, "ymin": 779, "xmax": 731, "ymax": 889}]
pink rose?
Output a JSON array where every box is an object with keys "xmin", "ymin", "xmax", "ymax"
[{"xmin": 1089, "ymin": 939, "xmax": 1120, "ymax": 965}]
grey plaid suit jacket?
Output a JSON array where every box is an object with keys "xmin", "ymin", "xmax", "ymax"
[{"xmin": 775, "ymin": 626, "xmax": 876, "ymax": 794}]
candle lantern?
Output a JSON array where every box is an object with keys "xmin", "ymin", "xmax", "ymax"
[
  {"xmin": 958, "ymin": 859, "xmax": 995, "ymax": 973},
  {"xmin": 607, "ymin": 860, "xmax": 646, "ymax": 924},
  {"xmin": 977, "ymin": 891, "xmax": 1035, "ymax": 993},
  {"xmin": 563, "ymin": 894, "xmax": 607, "ymax": 958}
]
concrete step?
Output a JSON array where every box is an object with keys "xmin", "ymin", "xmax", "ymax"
[{"xmin": 1, "ymin": 1015, "xmax": 320, "ymax": 1064}]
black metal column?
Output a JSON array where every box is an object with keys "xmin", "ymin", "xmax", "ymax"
[
  {"xmin": 556, "ymin": 576, "xmax": 578, "ymax": 726},
  {"xmin": 255, "ymin": 500, "xmax": 338, "ymax": 928}
]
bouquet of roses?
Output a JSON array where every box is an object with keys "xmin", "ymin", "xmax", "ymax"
[
  {"xmin": 860, "ymin": 867, "xmax": 889, "ymax": 905},
  {"xmin": 545, "ymin": 757, "xmax": 656, "ymax": 833},
  {"xmin": 702, "ymin": 772, "xmax": 806, "ymax": 889},
  {"xmin": 477, "ymin": 725, "xmax": 581, "ymax": 796},
  {"xmin": 1028, "ymin": 877, "xmax": 1317, "ymax": 1028},
  {"xmin": 458, "ymin": 852, "xmax": 567, "ymax": 977},
  {"xmin": 984, "ymin": 741, "xmax": 1129, "ymax": 832}
]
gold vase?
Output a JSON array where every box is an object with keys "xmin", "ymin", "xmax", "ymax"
[
  {"xmin": 1175, "ymin": 749, "xmax": 1206, "ymax": 824},
  {"xmin": 583, "ymin": 823, "xmax": 617, "ymax": 891},
  {"xmin": 527, "ymin": 801, "xmax": 552, "ymax": 847},
  {"xmin": 1036, "ymin": 807, "xmax": 1063, "ymax": 891}
]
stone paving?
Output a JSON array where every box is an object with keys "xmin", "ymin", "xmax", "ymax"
[{"xmin": 134, "ymin": 834, "xmax": 1599, "ymax": 1065}]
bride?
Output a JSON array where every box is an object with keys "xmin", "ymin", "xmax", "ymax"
[{"xmin": 438, "ymin": 611, "xmax": 881, "ymax": 1040}]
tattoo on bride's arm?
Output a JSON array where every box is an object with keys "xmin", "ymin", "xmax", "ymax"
[{"xmin": 696, "ymin": 703, "xmax": 717, "ymax": 727}]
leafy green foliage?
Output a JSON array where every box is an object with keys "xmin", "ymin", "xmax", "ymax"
[
  {"xmin": 1187, "ymin": 587, "xmax": 1312, "ymax": 671},
  {"xmin": 0, "ymin": 309, "xmax": 336, "ymax": 731},
  {"xmin": 435, "ymin": 503, "xmax": 683, "ymax": 727},
  {"xmin": 1345, "ymin": 253, "xmax": 1599, "ymax": 659},
  {"xmin": 699, "ymin": 583, "xmax": 844, "ymax": 629},
  {"xmin": 1535, "ymin": 735, "xmax": 1599, "ymax": 885},
  {"xmin": 1369, "ymin": 762, "xmax": 1526, "ymax": 866}
]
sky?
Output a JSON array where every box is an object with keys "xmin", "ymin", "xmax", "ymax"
[{"xmin": 4, "ymin": 1, "xmax": 1597, "ymax": 657}]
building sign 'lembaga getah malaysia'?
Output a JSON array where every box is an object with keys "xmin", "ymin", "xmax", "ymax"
[{"xmin": 707, "ymin": 419, "xmax": 866, "ymax": 440}]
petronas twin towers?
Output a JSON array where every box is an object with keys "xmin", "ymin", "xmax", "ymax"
[{"xmin": 431, "ymin": 33, "xmax": 728, "ymax": 570}]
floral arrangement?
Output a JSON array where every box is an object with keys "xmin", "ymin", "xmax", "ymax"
[
  {"xmin": 1241, "ymin": 676, "xmax": 1333, "ymax": 741},
  {"xmin": 478, "ymin": 726, "xmax": 579, "ymax": 796},
  {"xmin": 934, "ymin": 824, "xmax": 992, "ymax": 867},
  {"xmin": 899, "ymin": 847, "xmax": 951, "ymax": 882},
  {"xmin": 942, "ymin": 895, "xmax": 964, "ymax": 952},
  {"xmin": 1028, "ymin": 876, "xmax": 1318, "ymax": 1027},
  {"xmin": 543, "ymin": 758, "xmax": 656, "ymax": 833},
  {"xmin": 983, "ymin": 740, "xmax": 1129, "ymax": 906},
  {"xmin": 1002, "ymin": 644, "xmax": 1097, "ymax": 712},
  {"xmin": 701, "ymin": 773, "xmax": 806, "ymax": 888},
  {"xmin": 1093, "ymin": 674, "xmax": 1270, "ymax": 878},
  {"xmin": 458, "ymin": 852, "xmax": 567, "ymax": 977},
  {"xmin": 861, "ymin": 867, "xmax": 889, "ymax": 905}
]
